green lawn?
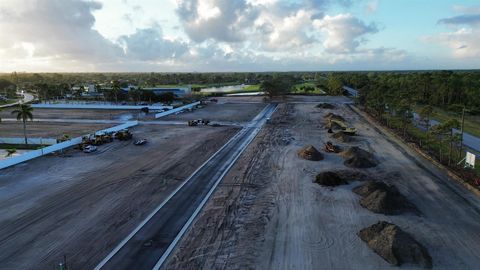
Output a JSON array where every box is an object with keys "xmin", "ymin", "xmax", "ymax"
[{"xmin": 291, "ymin": 82, "xmax": 326, "ymax": 94}]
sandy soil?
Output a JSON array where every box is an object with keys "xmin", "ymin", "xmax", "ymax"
[
  {"xmin": 214, "ymin": 95, "xmax": 352, "ymax": 104},
  {"xmin": 0, "ymin": 124, "xmax": 239, "ymax": 269},
  {"xmin": 0, "ymin": 122, "xmax": 113, "ymax": 138},
  {"xmin": 162, "ymin": 103, "xmax": 266, "ymax": 123},
  {"xmin": 165, "ymin": 101, "xmax": 480, "ymax": 269}
]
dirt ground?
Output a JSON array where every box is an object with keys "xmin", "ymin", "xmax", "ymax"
[
  {"xmin": 0, "ymin": 121, "xmax": 113, "ymax": 138},
  {"xmin": 162, "ymin": 103, "xmax": 266, "ymax": 123},
  {"xmin": 0, "ymin": 124, "xmax": 239, "ymax": 269},
  {"xmin": 0, "ymin": 108, "xmax": 145, "ymax": 121},
  {"xmin": 214, "ymin": 95, "xmax": 352, "ymax": 104},
  {"xmin": 165, "ymin": 101, "xmax": 480, "ymax": 269}
]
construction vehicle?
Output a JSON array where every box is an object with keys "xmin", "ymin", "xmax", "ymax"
[
  {"xmin": 329, "ymin": 119, "xmax": 357, "ymax": 135},
  {"xmin": 114, "ymin": 129, "xmax": 133, "ymax": 140},
  {"xmin": 134, "ymin": 139, "xmax": 148, "ymax": 145},
  {"xmin": 187, "ymin": 119, "xmax": 210, "ymax": 126}
]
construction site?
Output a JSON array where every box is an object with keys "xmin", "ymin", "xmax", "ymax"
[{"xmin": 1, "ymin": 96, "xmax": 480, "ymax": 269}]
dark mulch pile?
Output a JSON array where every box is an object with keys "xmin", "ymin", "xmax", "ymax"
[
  {"xmin": 353, "ymin": 181, "xmax": 418, "ymax": 215},
  {"xmin": 359, "ymin": 221, "xmax": 432, "ymax": 268},
  {"xmin": 341, "ymin": 146, "xmax": 378, "ymax": 168}
]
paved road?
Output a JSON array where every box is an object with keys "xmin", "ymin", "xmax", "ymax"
[
  {"xmin": 413, "ymin": 113, "xmax": 480, "ymax": 154},
  {"xmin": 0, "ymin": 92, "xmax": 34, "ymax": 108},
  {"xmin": 95, "ymin": 103, "xmax": 277, "ymax": 270}
]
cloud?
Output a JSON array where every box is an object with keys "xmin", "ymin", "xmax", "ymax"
[
  {"xmin": 438, "ymin": 14, "xmax": 480, "ymax": 26},
  {"xmin": 0, "ymin": 0, "xmax": 122, "ymax": 62},
  {"xmin": 119, "ymin": 27, "xmax": 189, "ymax": 61},
  {"xmin": 366, "ymin": 0, "xmax": 379, "ymax": 13},
  {"xmin": 426, "ymin": 8, "xmax": 480, "ymax": 59},
  {"xmin": 314, "ymin": 13, "xmax": 378, "ymax": 54},
  {"xmin": 176, "ymin": 0, "xmax": 259, "ymax": 42},
  {"xmin": 424, "ymin": 28, "xmax": 480, "ymax": 58}
]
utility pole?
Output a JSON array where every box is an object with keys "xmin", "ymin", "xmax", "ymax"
[{"xmin": 459, "ymin": 106, "xmax": 466, "ymax": 161}]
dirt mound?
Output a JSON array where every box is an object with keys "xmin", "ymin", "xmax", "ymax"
[
  {"xmin": 315, "ymin": 171, "xmax": 348, "ymax": 186},
  {"xmin": 315, "ymin": 170, "xmax": 367, "ymax": 187},
  {"xmin": 359, "ymin": 221, "xmax": 432, "ymax": 268},
  {"xmin": 341, "ymin": 146, "xmax": 378, "ymax": 168},
  {"xmin": 298, "ymin": 145, "xmax": 324, "ymax": 161},
  {"xmin": 316, "ymin": 103, "xmax": 336, "ymax": 109},
  {"xmin": 331, "ymin": 131, "xmax": 352, "ymax": 142},
  {"xmin": 353, "ymin": 181, "xmax": 417, "ymax": 215},
  {"xmin": 324, "ymin": 113, "xmax": 345, "ymax": 121}
]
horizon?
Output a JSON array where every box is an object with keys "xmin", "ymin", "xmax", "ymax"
[{"xmin": 1, "ymin": 0, "xmax": 480, "ymax": 72}]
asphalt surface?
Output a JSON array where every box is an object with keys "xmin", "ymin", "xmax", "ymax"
[{"xmin": 95, "ymin": 103, "xmax": 277, "ymax": 270}]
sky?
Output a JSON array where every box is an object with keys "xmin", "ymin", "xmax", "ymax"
[{"xmin": 0, "ymin": 0, "xmax": 479, "ymax": 72}]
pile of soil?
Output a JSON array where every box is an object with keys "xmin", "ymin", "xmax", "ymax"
[
  {"xmin": 315, "ymin": 171, "xmax": 348, "ymax": 186},
  {"xmin": 298, "ymin": 145, "xmax": 324, "ymax": 161},
  {"xmin": 324, "ymin": 113, "xmax": 345, "ymax": 121},
  {"xmin": 315, "ymin": 170, "xmax": 367, "ymax": 187},
  {"xmin": 341, "ymin": 146, "xmax": 378, "ymax": 168},
  {"xmin": 353, "ymin": 181, "xmax": 417, "ymax": 214},
  {"xmin": 331, "ymin": 131, "xmax": 352, "ymax": 142},
  {"xmin": 359, "ymin": 221, "xmax": 432, "ymax": 268},
  {"xmin": 316, "ymin": 103, "xmax": 336, "ymax": 109}
]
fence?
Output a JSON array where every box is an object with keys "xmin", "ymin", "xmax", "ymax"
[
  {"xmin": 0, "ymin": 121, "xmax": 139, "ymax": 170},
  {"xmin": 155, "ymin": 102, "xmax": 201, "ymax": 118},
  {"xmin": 0, "ymin": 137, "xmax": 57, "ymax": 145}
]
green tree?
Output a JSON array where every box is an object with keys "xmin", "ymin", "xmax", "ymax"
[
  {"xmin": 419, "ymin": 105, "xmax": 433, "ymax": 131},
  {"xmin": 431, "ymin": 119, "xmax": 461, "ymax": 165},
  {"xmin": 326, "ymin": 73, "xmax": 343, "ymax": 95},
  {"xmin": 11, "ymin": 104, "xmax": 34, "ymax": 145}
]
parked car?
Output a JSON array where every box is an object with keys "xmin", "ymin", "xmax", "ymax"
[
  {"xmin": 83, "ymin": 145, "xmax": 97, "ymax": 153},
  {"xmin": 134, "ymin": 139, "xmax": 148, "ymax": 145}
]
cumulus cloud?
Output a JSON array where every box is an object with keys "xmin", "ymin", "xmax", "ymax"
[
  {"xmin": 176, "ymin": 0, "xmax": 259, "ymax": 42},
  {"xmin": 0, "ymin": 0, "xmax": 122, "ymax": 62},
  {"xmin": 426, "ymin": 7, "xmax": 480, "ymax": 59},
  {"xmin": 314, "ymin": 13, "xmax": 378, "ymax": 54},
  {"xmin": 119, "ymin": 27, "xmax": 189, "ymax": 61}
]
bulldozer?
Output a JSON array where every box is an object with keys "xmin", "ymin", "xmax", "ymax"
[
  {"xmin": 115, "ymin": 129, "xmax": 133, "ymax": 140},
  {"xmin": 188, "ymin": 120, "xmax": 198, "ymax": 126}
]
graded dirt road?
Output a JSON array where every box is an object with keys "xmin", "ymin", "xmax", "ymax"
[
  {"xmin": 0, "ymin": 124, "xmax": 238, "ymax": 269},
  {"xmin": 162, "ymin": 103, "xmax": 265, "ymax": 123},
  {"xmin": 165, "ymin": 101, "xmax": 480, "ymax": 269},
  {"xmin": 97, "ymin": 104, "xmax": 276, "ymax": 270}
]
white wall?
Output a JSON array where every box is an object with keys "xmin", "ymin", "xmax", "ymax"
[
  {"xmin": 0, "ymin": 121, "xmax": 139, "ymax": 170},
  {"xmin": 155, "ymin": 102, "xmax": 200, "ymax": 118}
]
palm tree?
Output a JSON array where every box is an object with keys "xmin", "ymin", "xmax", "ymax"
[
  {"xmin": 11, "ymin": 104, "xmax": 33, "ymax": 145},
  {"xmin": 6, "ymin": 148, "xmax": 16, "ymax": 158}
]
